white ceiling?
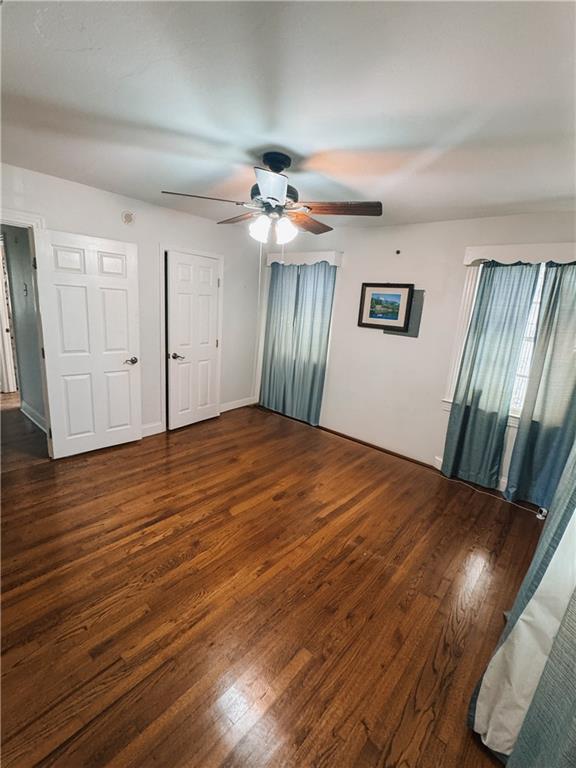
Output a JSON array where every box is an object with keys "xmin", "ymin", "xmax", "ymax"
[{"xmin": 2, "ymin": 1, "xmax": 575, "ymax": 226}]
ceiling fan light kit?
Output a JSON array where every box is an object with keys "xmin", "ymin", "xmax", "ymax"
[
  {"xmin": 249, "ymin": 214, "xmax": 272, "ymax": 244},
  {"xmin": 275, "ymin": 216, "xmax": 298, "ymax": 245},
  {"xmin": 162, "ymin": 151, "xmax": 383, "ymax": 245},
  {"xmin": 248, "ymin": 214, "xmax": 298, "ymax": 246}
]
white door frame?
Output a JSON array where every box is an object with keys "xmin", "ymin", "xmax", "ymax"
[
  {"xmin": 0, "ymin": 240, "xmax": 18, "ymax": 393},
  {"xmin": 163, "ymin": 246, "xmax": 223, "ymax": 429},
  {"xmin": 0, "ymin": 207, "xmax": 52, "ymax": 452}
]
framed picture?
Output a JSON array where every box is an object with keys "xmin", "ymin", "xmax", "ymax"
[{"xmin": 358, "ymin": 282, "xmax": 415, "ymax": 332}]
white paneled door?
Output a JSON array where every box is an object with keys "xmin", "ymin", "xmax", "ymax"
[
  {"xmin": 167, "ymin": 250, "xmax": 221, "ymax": 429},
  {"xmin": 37, "ymin": 231, "xmax": 141, "ymax": 458}
]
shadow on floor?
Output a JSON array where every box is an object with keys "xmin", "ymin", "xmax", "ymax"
[{"xmin": 1, "ymin": 392, "xmax": 49, "ymax": 472}]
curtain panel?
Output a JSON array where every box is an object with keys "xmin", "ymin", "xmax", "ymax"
[
  {"xmin": 442, "ymin": 261, "xmax": 539, "ymax": 487},
  {"xmin": 470, "ymin": 440, "xmax": 576, "ymax": 765},
  {"xmin": 505, "ymin": 262, "xmax": 576, "ymax": 508},
  {"xmin": 260, "ymin": 261, "xmax": 336, "ymax": 426},
  {"xmin": 506, "ymin": 591, "xmax": 576, "ymax": 768}
]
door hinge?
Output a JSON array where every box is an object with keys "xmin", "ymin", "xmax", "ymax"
[
  {"xmin": 216, "ymin": 339, "xmax": 219, "ymax": 348},
  {"xmin": 32, "ymin": 257, "xmax": 37, "ymax": 270},
  {"xmin": 48, "ymin": 427, "xmax": 52, "ymax": 439},
  {"xmin": 41, "ymin": 347, "xmax": 45, "ymax": 359},
  {"xmin": 217, "ymin": 278, "xmax": 221, "ymax": 288}
]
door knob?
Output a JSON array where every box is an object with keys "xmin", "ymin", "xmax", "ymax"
[
  {"xmin": 171, "ymin": 353, "xmax": 185, "ymax": 360},
  {"xmin": 124, "ymin": 356, "xmax": 138, "ymax": 365}
]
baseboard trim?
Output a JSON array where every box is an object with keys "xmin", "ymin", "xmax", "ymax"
[
  {"xmin": 317, "ymin": 424, "xmax": 437, "ymax": 472},
  {"xmin": 220, "ymin": 396, "xmax": 258, "ymax": 413},
  {"xmin": 252, "ymin": 409, "xmax": 535, "ymax": 509},
  {"xmin": 20, "ymin": 401, "xmax": 47, "ymax": 433},
  {"xmin": 142, "ymin": 421, "xmax": 164, "ymax": 438},
  {"xmin": 256, "ymin": 405, "xmax": 436, "ymax": 472}
]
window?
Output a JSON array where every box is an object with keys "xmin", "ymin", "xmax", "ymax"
[
  {"xmin": 509, "ymin": 263, "xmax": 546, "ymax": 417},
  {"xmin": 445, "ymin": 262, "xmax": 547, "ymax": 418}
]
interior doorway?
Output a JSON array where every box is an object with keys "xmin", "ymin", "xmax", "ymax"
[{"xmin": 0, "ymin": 225, "xmax": 49, "ymax": 463}]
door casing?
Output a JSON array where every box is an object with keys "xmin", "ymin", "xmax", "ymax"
[
  {"xmin": 0, "ymin": 209, "xmax": 51, "ymax": 451},
  {"xmin": 0, "ymin": 239, "xmax": 19, "ymax": 393}
]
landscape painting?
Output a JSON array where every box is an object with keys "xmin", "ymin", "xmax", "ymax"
[
  {"xmin": 369, "ymin": 292, "xmax": 401, "ymax": 320},
  {"xmin": 358, "ymin": 282, "xmax": 415, "ymax": 332}
]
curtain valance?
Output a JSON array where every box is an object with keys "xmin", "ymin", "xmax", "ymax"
[
  {"xmin": 266, "ymin": 250, "xmax": 342, "ymax": 267},
  {"xmin": 464, "ymin": 242, "xmax": 575, "ymax": 266}
]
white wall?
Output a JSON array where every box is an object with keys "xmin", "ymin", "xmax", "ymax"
[
  {"xmin": 5, "ymin": 162, "xmax": 572, "ymax": 462},
  {"xmin": 1, "ymin": 164, "xmax": 260, "ymax": 435},
  {"xmin": 279, "ymin": 212, "xmax": 575, "ymax": 466},
  {"xmin": 2, "ymin": 224, "xmax": 46, "ymax": 425}
]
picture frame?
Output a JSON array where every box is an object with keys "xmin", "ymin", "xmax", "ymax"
[{"xmin": 358, "ymin": 282, "xmax": 415, "ymax": 333}]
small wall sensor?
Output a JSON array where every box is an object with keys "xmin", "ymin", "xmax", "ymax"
[
  {"xmin": 395, "ymin": 250, "xmax": 401, "ymax": 255},
  {"xmin": 121, "ymin": 211, "xmax": 135, "ymax": 225}
]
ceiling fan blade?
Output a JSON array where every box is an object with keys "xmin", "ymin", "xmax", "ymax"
[
  {"xmin": 288, "ymin": 212, "xmax": 333, "ymax": 235},
  {"xmin": 217, "ymin": 212, "xmax": 255, "ymax": 225},
  {"xmin": 301, "ymin": 201, "xmax": 383, "ymax": 216},
  {"xmin": 162, "ymin": 191, "xmax": 245, "ymax": 205},
  {"xmin": 254, "ymin": 168, "xmax": 288, "ymax": 206}
]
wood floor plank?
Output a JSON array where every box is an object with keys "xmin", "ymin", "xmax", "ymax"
[{"xmin": 1, "ymin": 400, "xmax": 541, "ymax": 767}]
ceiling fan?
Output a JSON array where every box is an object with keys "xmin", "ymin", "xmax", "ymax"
[{"xmin": 162, "ymin": 151, "xmax": 382, "ymax": 245}]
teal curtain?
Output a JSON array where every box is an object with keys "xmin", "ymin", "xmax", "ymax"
[
  {"xmin": 442, "ymin": 262, "xmax": 539, "ymax": 487},
  {"xmin": 505, "ymin": 262, "xmax": 576, "ymax": 508},
  {"xmin": 260, "ymin": 261, "xmax": 336, "ymax": 426},
  {"xmin": 506, "ymin": 592, "xmax": 576, "ymax": 768},
  {"xmin": 470, "ymin": 440, "xmax": 576, "ymax": 766},
  {"xmin": 497, "ymin": 437, "xmax": 576, "ymax": 649}
]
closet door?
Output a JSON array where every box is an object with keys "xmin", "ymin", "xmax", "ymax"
[
  {"xmin": 37, "ymin": 231, "xmax": 141, "ymax": 458},
  {"xmin": 167, "ymin": 250, "xmax": 221, "ymax": 429}
]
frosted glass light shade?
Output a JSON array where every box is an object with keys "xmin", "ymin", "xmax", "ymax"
[
  {"xmin": 275, "ymin": 216, "xmax": 298, "ymax": 245},
  {"xmin": 249, "ymin": 214, "xmax": 272, "ymax": 243}
]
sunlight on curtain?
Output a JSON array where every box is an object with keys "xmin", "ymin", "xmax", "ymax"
[
  {"xmin": 260, "ymin": 261, "xmax": 336, "ymax": 426},
  {"xmin": 442, "ymin": 261, "xmax": 539, "ymax": 487},
  {"xmin": 505, "ymin": 262, "xmax": 576, "ymax": 508}
]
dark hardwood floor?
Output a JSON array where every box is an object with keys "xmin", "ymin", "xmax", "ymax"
[
  {"xmin": 1, "ymin": 399, "xmax": 541, "ymax": 767},
  {"xmin": 1, "ymin": 392, "xmax": 49, "ymax": 472}
]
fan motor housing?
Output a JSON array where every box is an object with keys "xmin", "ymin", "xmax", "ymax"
[
  {"xmin": 262, "ymin": 151, "xmax": 292, "ymax": 174},
  {"xmin": 250, "ymin": 183, "xmax": 299, "ymax": 203}
]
